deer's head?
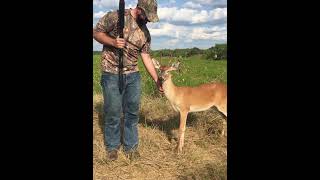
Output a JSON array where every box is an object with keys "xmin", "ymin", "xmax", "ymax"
[{"xmin": 152, "ymin": 58, "xmax": 180, "ymax": 82}]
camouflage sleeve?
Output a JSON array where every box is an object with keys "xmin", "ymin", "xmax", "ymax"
[
  {"xmin": 140, "ymin": 32, "xmax": 151, "ymax": 54},
  {"xmin": 94, "ymin": 11, "xmax": 118, "ymax": 33}
]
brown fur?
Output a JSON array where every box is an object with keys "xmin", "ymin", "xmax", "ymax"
[{"xmin": 152, "ymin": 58, "xmax": 227, "ymax": 153}]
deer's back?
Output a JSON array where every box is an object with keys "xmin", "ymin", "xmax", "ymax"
[{"xmin": 176, "ymin": 82, "xmax": 227, "ymax": 112}]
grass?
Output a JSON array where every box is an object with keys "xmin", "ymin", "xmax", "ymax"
[
  {"xmin": 93, "ymin": 55, "xmax": 227, "ymax": 96},
  {"xmin": 93, "ymin": 54, "xmax": 227, "ymax": 180}
]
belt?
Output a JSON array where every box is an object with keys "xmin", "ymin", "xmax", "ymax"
[{"xmin": 122, "ymin": 67, "xmax": 129, "ymax": 71}]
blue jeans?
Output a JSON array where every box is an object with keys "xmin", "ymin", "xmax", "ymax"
[{"xmin": 100, "ymin": 72, "xmax": 141, "ymax": 152}]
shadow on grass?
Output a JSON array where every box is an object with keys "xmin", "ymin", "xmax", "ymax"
[
  {"xmin": 178, "ymin": 162, "xmax": 227, "ymax": 180},
  {"xmin": 94, "ymin": 101, "xmax": 104, "ymax": 134},
  {"xmin": 94, "ymin": 100, "xmax": 226, "ymax": 145}
]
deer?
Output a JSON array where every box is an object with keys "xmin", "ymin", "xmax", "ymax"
[{"xmin": 152, "ymin": 58, "xmax": 227, "ymax": 153}]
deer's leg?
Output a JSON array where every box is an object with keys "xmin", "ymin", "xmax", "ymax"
[
  {"xmin": 217, "ymin": 104, "xmax": 227, "ymax": 117},
  {"xmin": 221, "ymin": 118, "xmax": 227, "ymax": 137},
  {"xmin": 177, "ymin": 110, "xmax": 188, "ymax": 153},
  {"xmin": 217, "ymin": 104, "xmax": 227, "ymax": 137}
]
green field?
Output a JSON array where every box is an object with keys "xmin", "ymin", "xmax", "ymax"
[{"xmin": 93, "ymin": 54, "xmax": 227, "ymax": 96}]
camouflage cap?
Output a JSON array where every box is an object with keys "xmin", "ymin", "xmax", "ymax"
[{"xmin": 137, "ymin": 0, "xmax": 159, "ymax": 22}]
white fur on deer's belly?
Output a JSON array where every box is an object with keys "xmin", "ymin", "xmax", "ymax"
[
  {"xmin": 189, "ymin": 104, "xmax": 213, "ymax": 112},
  {"xmin": 171, "ymin": 103, "xmax": 179, "ymax": 112}
]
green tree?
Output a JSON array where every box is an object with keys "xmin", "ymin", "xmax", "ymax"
[{"xmin": 205, "ymin": 44, "xmax": 227, "ymax": 60}]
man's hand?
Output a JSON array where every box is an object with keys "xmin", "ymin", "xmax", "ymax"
[
  {"xmin": 113, "ymin": 36, "xmax": 126, "ymax": 49},
  {"xmin": 93, "ymin": 31, "xmax": 126, "ymax": 49},
  {"xmin": 140, "ymin": 53, "xmax": 164, "ymax": 93}
]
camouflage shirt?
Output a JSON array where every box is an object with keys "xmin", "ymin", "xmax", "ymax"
[{"xmin": 94, "ymin": 9, "xmax": 151, "ymax": 74}]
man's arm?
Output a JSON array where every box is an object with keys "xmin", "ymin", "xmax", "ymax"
[
  {"xmin": 93, "ymin": 31, "xmax": 125, "ymax": 49},
  {"xmin": 140, "ymin": 53, "xmax": 163, "ymax": 92},
  {"xmin": 93, "ymin": 11, "xmax": 125, "ymax": 48}
]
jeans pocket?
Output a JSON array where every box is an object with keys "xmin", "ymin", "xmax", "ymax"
[
  {"xmin": 101, "ymin": 73, "xmax": 119, "ymax": 90},
  {"xmin": 132, "ymin": 72, "xmax": 141, "ymax": 82}
]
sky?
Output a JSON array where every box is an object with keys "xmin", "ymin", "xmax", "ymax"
[{"xmin": 93, "ymin": 0, "xmax": 227, "ymax": 51}]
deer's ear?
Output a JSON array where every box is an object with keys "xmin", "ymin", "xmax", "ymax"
[
  {"xmin": 172, "ymin": 61, "xmax": 180, "ymax": 69},
  {"xmin": 176, "ymin": 61, "xmax": 180, "ymax": 68},
  {"xmin": 151, "ymin": 58, "xmax": 160, "ymax": 69}
]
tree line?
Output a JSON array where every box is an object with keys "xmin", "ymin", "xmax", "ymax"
[{"xmin": 93, "ymin": 43, "xmax": 227, "ymax": 60}]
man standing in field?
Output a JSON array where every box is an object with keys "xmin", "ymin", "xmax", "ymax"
[{"xmin": 93, "ymin": 0, "xmax": 163, "ymax": 161}]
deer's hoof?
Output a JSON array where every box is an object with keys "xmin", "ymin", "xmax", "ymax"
[
  {"xmin": 221, "ymin": 128, "xmax": 227, "ymax": 138},
  {"xmin": 170, "ymin": 129, "xmax": 179, "ymax": 140},
  {"xmin": 176, "ymin": 146, "xmax": 183, "ymax": 154}
]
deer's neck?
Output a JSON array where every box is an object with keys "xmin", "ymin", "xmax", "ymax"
[{"xmin": 162, "ymin": 75, "xmax": 177, "ymax": 102}]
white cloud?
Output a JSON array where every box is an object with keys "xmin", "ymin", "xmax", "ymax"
[
  {"xmin": 93, "ymin": 0, "xmax": 138, "ymax": 9},
  {"xmin": 157, "ymin": 7, "xmax": 177, "ymax": 21},
  {"xmin": 158, "ymin": 7, "xmax": 200, "ymax": 22},
  {"xmin": 193, "ymin": 0, "xmax": 227, "ymax": 5},
  {"xmin": 163, "ymin": 39, "xmax": 179, "ymax": 49},
  {"xmin": 167, "ymin": 39, "xmax": 179, "ymax": 45},
  {"xmin": 193, "ymin": 0, "xmax": 215, "ymax": 5},
  {"xmin": 173, "ymin": 8, "xmax": 198, "ymax": 22},
  {"xmin": 191, "ymin": 27, "xmax": 227, "ymax": 40},
  {"xmin": 149, "ymin": 23, "xmax": 227, "ymax": 49},
  {"xmin": 93, "ymin": 11, "xmax": 107, "ymax": 19},
  {"xmin": 211, "ymin": 25, "xmax": 227, "ymax": 32},
  {"xmin": 191, "ymin": 10, "xmax": 208, "ymax": 23},
  {"xmin": 93, "ymin": 0, "xmax": 137, "ymax": 19},
  {"xmin": 148, "ymin": 23, "xmax": 188, "ymax": 38},
  {"xmin": 209, "ymin": 8, "xmax": 227, "ymax": 20},
  {"xmin": 158, "ymin": 7, "xmax": 226, "ymax": 24},
  {"xmin": 148, "ymin": 22, "xmax": 226, "ymax": 42},
  {"xmin": 189, "ymin": 0, "xmax": 227, "ymax": 8},
  {"xmin": 127, "ymin": 3, "xmax": 136, "ymax": 8},
  {"xmin": 183, "ymin": 1, "xmax": 202, "ymax": 9},
  {"xmin": 184, "ymin": 39, "xmax": 193, "ymax": 43},
  {"xmin": 191, "ymin": 8, "xmax": 227, "ymax": 23},
  {"xmin": 93, "ymin": 0, "xmax": 117, "ymax": 9}
]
